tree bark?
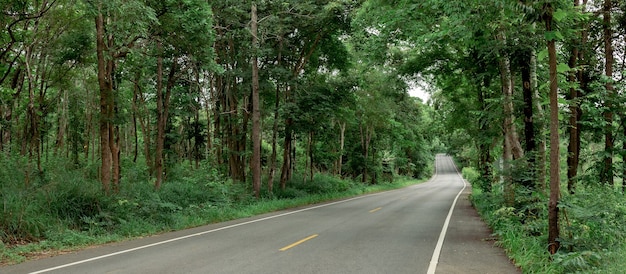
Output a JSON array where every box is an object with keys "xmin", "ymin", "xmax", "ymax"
[
  {"xmin": 497, "ymin": 28, "xmax": 523, "ymax": 205},
  {"xmin": 567, "ymin": 0, "xmax": 582, "ymax": 194},
  {"xmin": 521, "ymin": 51, "xmax": 536, "ymax": 190},
  {"xmin": 95, "ymin": 12, "xmax": 113, "ymax": 194},
  {"xmin": 337, "ymin": 122, "xmax": 346, "ymax": 177},
  {"xmin": 155, "ymin": 41, "xmax": 165, "ymax": 190},
  {"xmin": 251, "ymin": 3, "xmax": 262, "ymax": 198},
  {"xmin": 545, "ymin": 4, "xmax": 561, "ymax": 255},
  {"xmin": 601, "ymin": 0, "xmax": 614, "ymax": 186},
  {"xmin": 155, "ymin": 42, "xmax": 178, "ymax": 190},
  {"xmin": 478, "ymin": 87, "xmax": 492, "ymax": 192}
]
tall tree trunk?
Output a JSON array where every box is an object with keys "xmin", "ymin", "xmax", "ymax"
[
  {"xmin": 497, "ymin": 28, "xmax": 523, "ymax": 205},
  {"xmin": 531, "ymin": 50, "xmax": 547, "ymax": 191},
  {"xmin": 545, "ymin": 4, "xmax": 561, "ymax": 255},
  {"xmin": 155, "ymin": 41, "xmax": 165, "ymax": 190},
  {"xmin": 251, "ymin": 3, "xmax": 261, "ymax": 198},
  {"xmin": 601, "ymin": 0, "xmax": 614, "ymax": 186},
  {"xmin": 280, "ymin": 83, "xmax": 294, "ymax": 189},
  {"xmin": 132, "ymin": 81, "xmax": 139, "ymax": 163},
  {"xmin": 521, "ymin": 51, "xmax": 536, "ymax": 190},
  {"xmin": 267, "ymin": 35, "xmax": 283, "ymax": 193},
  {"xmin": 499, "ymin": 53, "xmax": 524, "ymax": 161},
  {"xmin": 623, "ymin": 116, "xmax": 626, "ymax": 193},
  {"xmin": 95, "ymin": 12, "xmax": 113, "ymax": 194},
  {"xmin": 308, "ymin": 131, "xmax": 314, "ymax": 182},
  {"xmin": 337, "ymin": 122, "xmax": 346, "ymax": 177},
  {"xmin": 267, "ymin": 84, "xmax": 280, "ymax": 193},
  {"xmin": 280, "ymin": 124, "xmax": 292, "ymax": 190},
  {"xmin": 155, "ymin": 43, "xmax": 177, "ymax": 190},
  {"xmin": 567, "ymin": 0, "xmax": 582, "ymax": 194},
  {"xmin": 478, "ymin": 87, "xmax": 492, "ymax": 192}
]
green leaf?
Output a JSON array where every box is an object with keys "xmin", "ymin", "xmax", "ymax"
[
  {"xmin": 557, "ymin": 63, "xmax": 570, "ymax": 73},
  {"xmin": 538, "ymin": 49, "xmax": 549, "ymax": 60},
  {"xmin": 545, "ymin": 31, "xmax": 564, "ymax": 41},
  {"xmin": 553, "ymin": 9, "xmax": 568, "ymax": 22}
]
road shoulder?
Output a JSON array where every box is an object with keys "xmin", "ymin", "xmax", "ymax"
[{"xmin": 436, "ymin": 185, "xmax": 521, "ymax": 274}]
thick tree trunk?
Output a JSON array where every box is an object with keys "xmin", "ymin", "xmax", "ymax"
[
  {"xmin": 95, "ymin": 13, "xmax": 113, "ymax": 194},
  {"xmin": 251, "ymin": 4, "xmax": 262, "ymax": 198},
  {"xmin": 546, "ymin": 5, "xmax": 561, "ymax": 255}
]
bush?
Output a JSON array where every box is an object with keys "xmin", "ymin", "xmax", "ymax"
[{"xmin": 461, "ymin": 167, "xmax": 480, "ymax": 184}]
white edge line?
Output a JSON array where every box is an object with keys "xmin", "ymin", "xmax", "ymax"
[
  {"xmin": 30, "ymin": 193, "xmax": 378, "ymax": 274},
  {"xmin": 426, "ymin": 156, "xmax": 467, "ymax": 274}
]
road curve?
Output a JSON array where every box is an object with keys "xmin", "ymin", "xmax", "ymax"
[{"xmin": 4, "ymin": 155, "xmax": 479, "ymax": 274}]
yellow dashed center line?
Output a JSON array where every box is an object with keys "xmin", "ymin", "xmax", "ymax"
[
  {"xmin": 279, "ymin": 234, "xmax": 318, "ymax": 251},
  {"xmin": 369, "ymin": 207, "xmax": 382, "ymax": 213}
]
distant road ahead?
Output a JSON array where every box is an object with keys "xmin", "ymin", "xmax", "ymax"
[{"xmin": 5, "ymin": 155, "xmax": 467, "ymax": 274}]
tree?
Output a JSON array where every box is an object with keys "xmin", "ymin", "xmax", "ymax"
[
  {"xmin": 544, "ymin": 1, "xmax": 561, "ymax": 255},
  {"xmin": 251, "ymin": 2, "xmax": 261, "ymax": 198},
  {"xmin": 600, "ymin": 0, "xmax": 614, "ymax": 186},
  {"xmin": 89, "ymin": 0, "xmax": 156, "ymax": 193}
]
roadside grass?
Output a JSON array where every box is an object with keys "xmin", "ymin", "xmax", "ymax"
[
  {"xmin": 1, "ymin": 163, "xmax": 429, "ymax": 266},
  {"xmin": 463, "ymin": 166, "xmax": 626, "ymax": 274}
]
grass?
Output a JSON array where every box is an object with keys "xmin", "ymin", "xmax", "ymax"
[
  {"xmin": 0, "ymin": 166, "xmax": 429, "ymax": 266},
  {"xmin": 463, "ymin": 166, "xmax": 626, "ymax": 274}
]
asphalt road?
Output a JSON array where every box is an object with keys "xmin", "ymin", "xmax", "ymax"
[{"xmin": 2, "ymin": 155, "xmax": 518, "ymax": 274}]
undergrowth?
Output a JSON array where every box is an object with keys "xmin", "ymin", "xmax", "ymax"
[
  {"xmin": 1, "ymin": 154, "xmax": 427, "ymax": 265},
  {"xmin": 463, "ymin": 166, "xmax": 626, "ymax": 274}
]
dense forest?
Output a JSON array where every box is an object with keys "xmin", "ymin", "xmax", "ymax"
[{"xmin": 1, "ymin": 0, "xmax": 626, "ymax": 273}]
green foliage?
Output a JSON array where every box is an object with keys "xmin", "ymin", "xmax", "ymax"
[
  {"xmin": 1, "ymin": 149, "xmax": 428, "ymax": 264},
  {"xmin": 461, "ymin": 167, "xmax": 480, "ymax": 184},
  {"xmin": 556, "ymin": 186, "xmax": 626, "ymax": 273},
  {"xmin": 276, "ymin": 173, "xmax": 356, "ymax": 199},
  {"xmin": 470, "ymin": 179, "xmax": 626, "ymax": 274}
]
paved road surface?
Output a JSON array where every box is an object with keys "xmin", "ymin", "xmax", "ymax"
[{"xmin": 2, "ymin": 155, "xmax": 519, "ymax": 273}]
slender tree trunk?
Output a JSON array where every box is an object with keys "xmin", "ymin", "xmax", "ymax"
[
  {"xmin": 546, "ymin": 4, "xmax": 561, "ymax": 254},
  {"xmin": 623, "ymin": 116, "xmax": 626, "ymax": 193},
  {"xmin": 308, "ymin": 131, "xmax": 314, "ymax": 182},
  {"xmin": 251, "ymin": 3, "xmax": 261, "ymax": 198},
  {"xmin": 601, "ymin": 0, "xmax": 614, "ymax": 186},
  {"xmin": 522, "ymin": 51, "xmax": 536, "ymax": 190},
  {"xmin": 280, "ymin": 83, "xmax": 294, "ymax": 189},
  {"xmin": 337, "ymin": 122, "xmax": 346, "ymax": 177},
  {"xmin": 155, "ymin": 41, "xmax": 165, "ymax": 190},
  {"xmin": 500, "ymin": 53, "xmax": 524, "ymax": 161},
  {"xmin": 497, "ymin": 28, "xmax": 523, "ymax": 205},
  {"xmin": 531, "ymin": 50, "xmax": 547, "ymax": 191},
  {"xmin": 155, "ymin": 43, "xmax": 177, "ymax": 189},
  {"xmin": 132, "ymin": 80, "xmax": 139, "ymax": 163},
  {"xmin": 267, "ymin": 36, "xmax": 283, "ymax": 193},
  {"xmin": 280, "ymin": 125, "xmax": 292, "ymax": 190},
  {"xmin": 478, "ymin": 87, "xmax": 492, "ymax": 192},
  {"xmin": 267, "ymin": 84, "xmax": 280, "ymax": 192},
  {"xmin": 111, "ymin": 123, "xmax": 120, "ymax": 192},
  {"xmin": 567, "ymin": 1, "xmax": 581, "ymax": 194}
]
